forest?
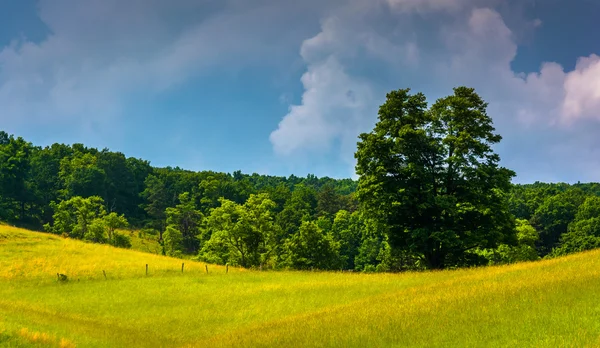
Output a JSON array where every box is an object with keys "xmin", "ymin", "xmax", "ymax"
[{"xmin": 1, "ymin": 87, "xmax": 599, "ymax": 271}]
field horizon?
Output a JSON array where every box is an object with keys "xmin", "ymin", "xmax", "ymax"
[{"xmin": 1, "ymin": 225, "xmax": 600, "ymax": 347}]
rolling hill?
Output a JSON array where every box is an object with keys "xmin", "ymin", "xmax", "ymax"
[{"xmin": 1, "ymin": 224, "xmax": 599, "ymax": 347}]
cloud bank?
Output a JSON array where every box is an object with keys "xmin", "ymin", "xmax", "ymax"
[
  {"xmin": 1, "ymin": 0, "xmax": 600, "ymax": 182},
  {"xmin": 269, "ymin": 0, "xmax": 600, "ymax": 182}
]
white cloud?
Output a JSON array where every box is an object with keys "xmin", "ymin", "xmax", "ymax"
[
  {"xmin": 270, "ymin": 1, "xmax": 600, "ymax": 181},
  {"xmin": 4, "ymin": 0, "xmax": 600, "ymax": 181},
  {"xmin": 0, "ymin": 0, "xmax": 328, "ymax": 137},
  {"xmin": 562, "ymin": 55, "xmax": 600, "ymax": 122},
  {"xmin": 270, "ymin": 56, "xmax": 374, "ymax": 157},
  {"xmin": 270, "ymin": 3, "xmax": 420, "ymax": 164}
]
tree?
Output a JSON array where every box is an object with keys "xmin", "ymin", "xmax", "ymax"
[
  {"xmin": 479, "ymin": 219, "xmax": 540, "ymax": 265},
  {"xmin": 355, "ymin": 87, "xmax": 516, "ymax": 269},
  {"xmin": 331, "ymin": 210, "xmax": 362, "ymax": 270},
  {"xmin": 530, "ymin": 190, "xmax": 584, "ymax": 256},
  {"xmin": 282, "ymin": 221, "xmax": 341, "ymax": 270},
  {"xmin": 199, "ymin": 194, "xmax": 277, "ymax": 268},
  {"xmin": 96, "ymin": 150, "xmax": 148, "ymax": 219},
  {"xmin": 552, "ymin": 196, "xmax": 600, "ymax": 256},
  {"xmin": 0, "ymin": 134, "xmax": 33, "ymax": 221},
  {"xmin": 260, "ymin": 182, "xmax": 291, "ymax": 214},
  {"xmin": 103, "ymin": 212, "xmax": 129, "ymax": 244},
  {"xmin": 165, "ymin": 192, "xmax": 203, "ymax": 254},
  {"xmin": 196, "ymin": 173, "xmax": 246, "ymax": 212},
  {"xmin": 140, "ymin": 172, "xmax": 178, "ymax": 239},
  {"xmin": 355, "ymin": 218, "xmax": 387, "ymax": 272},
  {"xmin": 59, "ymin": 152, "xmax": 107, "ymax": 200},
  {"xmin": 163, "ymin": 226, "xmax": 183, "ymax": 256},
  {"xmin": 243, "ymin": 193, "xmax": 279, "ymax": 266},
  {"xmin": 44, "ymin": 196, "xmax": 106, "ymax": 240},
  {"xmin": 124, "ymin": 157, "xmax": 153, "ymax": 223},
  {"xmin": 317, "ymin": 184, "xmax": 341, "ymax": 218},
  {"xmin": 276, "ymin": 184, "xmax": 317, "ymax": 241},
  {"xmin": 28, "ymin": 143, "xmax": 73, "ymax": 226}
]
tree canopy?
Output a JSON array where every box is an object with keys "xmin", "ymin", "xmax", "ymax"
[{"xmin": 355, "ymin": 87, "xmax": 516, "ymax": 269}]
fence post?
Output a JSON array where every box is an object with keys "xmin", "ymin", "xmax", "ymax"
[
  {"xmin": 182, "ymin": 263, "xmax": 185, "ymax": 273},
  {"xmin": 226, "ymin": 264, "xmax": 228, "ymax": 274},
  {"xmin": 146, "ymin": 264, "xmax": 148, "ymax": 276},
  {"xmin": 205, "ymin": 265, "xmax": 208, "ymax": 274}
]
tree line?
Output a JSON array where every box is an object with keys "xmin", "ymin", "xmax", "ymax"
[{"xmin": 1, "ymin": 87, "xmax": 599, "ymax": 271}]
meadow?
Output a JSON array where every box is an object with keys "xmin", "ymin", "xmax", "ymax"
[{"xmin": 1, "ymin": 224, "xmax": 600, "ymax": 347}]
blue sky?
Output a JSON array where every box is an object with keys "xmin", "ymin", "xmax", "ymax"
[{"xmin": 1, "ymin": 0, "xmax": 600, "ymax": 183}]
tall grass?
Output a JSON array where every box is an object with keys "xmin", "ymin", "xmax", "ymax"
[
  {"xmin": 1, "ymin": 225, "xmax": 599, "ymax": 347},
  {"xmin": 0, "ymin": 225, "xmax": 232, "ymax": 284}
]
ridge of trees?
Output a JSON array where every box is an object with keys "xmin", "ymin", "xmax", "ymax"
[{"xmin": 2, "ymin": 87, "xmax": 600, "ymax": 270}]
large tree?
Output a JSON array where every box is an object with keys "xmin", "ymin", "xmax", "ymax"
[
  {"xmin": 165, "ymin": 192, "xmax": 203, "ymax": 254},
  {"xmin": 530, "ymin": 189, "xmax": 585, "ymax": 255},
  {"xmin": 199, "ymin": 193, "xmax": 277, "ymax": 268},
  {"xmin": 282, "ymin": 221, "xmax": 341, "ymax": 270},
  {"xmin": 355, "ymin": 87, "xmax": 516, "ymax": 269},
  {"xmin": 552, "ymin": 196, "xmax": 600, "ymax": 256},
  {"xmin": 0, "ymin": 134, "xmax": 33, "ymax": 221}
]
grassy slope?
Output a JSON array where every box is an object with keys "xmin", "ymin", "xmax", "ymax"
[
  {"xmin": 1, "ymin": 225, "xmax": 599, "ymax": 347},
  {"xmin": 126, "ymin": 230, "xmax": 162, "ymax": 255}
]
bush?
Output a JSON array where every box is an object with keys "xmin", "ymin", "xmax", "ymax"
[
  {"xmin": 112, "ymin": 233, "xmax": 132, "ymax": 249},
  {"xmin": 363, "ymin": 265, "xmax": 377, "ymax": 273}
]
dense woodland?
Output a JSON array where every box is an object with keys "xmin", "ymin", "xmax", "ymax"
[{"xmin": 2, "ymin": 87, "xmax": 599, "ymax": 271}]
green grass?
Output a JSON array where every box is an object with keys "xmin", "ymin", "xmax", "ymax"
[
  {"xmin": 1, "ymin": 225, "xmax": 600, "ymax": 347},
  {"xmin": 126, "ymin": 229, "xmax": 162, "ymax": 255}
]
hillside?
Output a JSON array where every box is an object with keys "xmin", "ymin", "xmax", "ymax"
[{"xmin": 1, "ymin": 225, "xmax": 600, "ymax": 347}]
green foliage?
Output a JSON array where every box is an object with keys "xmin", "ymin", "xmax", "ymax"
[
  {"xmin": 479, "ymin": 219, "xmax": 540, "ymax": 265},
  {"xmin": 112, "ymin": 232, "xmax": 132, "ymax": 248},
  {"xmin": 103, "ymin": 212, "xmax": 129, "ymax": 244},
  {"xmin": 3, "ymin": 82, "xmax": 600, "ymax": 272},
  {"xmin": 140, "ymin": 173, "xmax": 178, "ymax": 237},
  {"xmin": 45, "ymin": 196, "xmax": 106, "ymax": 239},
  {"xmin": 85, "ymin": 218, "xmax": 108, "ymax": 243},
  {"xmin": 355, "ymin": 87, "xmax": 516, "ymax": 269},
  {"xmin": 331, "ymin": 210, "xmax": 362, "ymax": 270},
  {"xmin": 551, "ymin": 196, "xmax": 600, "ymax": 256},
  {"xmin": 531, "ymin": 190, "xmax": 585, "ymax": 255},
  {"xmin": 59, "ymin": 152, "xmax": 107, "ymax": 199},
  {"xmin": 317, "ymin": 184, "xmax": 342, "ymax": 218},
  {"xmin": 199, "ymin": 193, "xmax": 278, "ymax": 268},
  {"xmin": 163, "ymin": 225, "xmax": 183, "ymax": 257},
  {"xmin": 165, "ymin": 192, "xmax": 203, "ymax": 253},
  {"xmin": 43, "ymin": 195, "xmax": 130, "ymax": 248},
  {"xmin": 276, "ymin": 184, "xmax": 317, "ymax": 241},
  {"xmin": 282, "ymin": 221, "xmax": 341, "ymax": 270},
  {"xmin": 0, "ymin": 134, "xmax": 33, "ymax": 221}
]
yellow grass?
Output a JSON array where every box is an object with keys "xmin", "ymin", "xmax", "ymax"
[
  {"xmin": 1, "ymin": 224, "xmax": 599, "ymax": 347},
  {"xmin": 0, "ymin": 225, "xmax": 233, "ymax": 283}
]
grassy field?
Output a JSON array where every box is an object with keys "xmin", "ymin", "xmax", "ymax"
[
  {"xmin": 125, "ymin": 230, "xmax": 162, "ymax": 255},
  {"xmin": 1, "ymin": 225, "xmax": 600, "ymax": 347}
]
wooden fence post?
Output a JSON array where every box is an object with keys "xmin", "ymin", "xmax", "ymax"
[
  {"xmin": 182, "ymin": 263, "xmax": 185, "ymax": 273},
  {"xmin": 226, "ymin": 264, "xmax": 228, "ymax": 274},
  {"xmin": 205, "ymin": 265, "xmax": 208, "ymax": 274},
  {"xmin": 146, "ymin": 264, "xmax": 148, "ymax": 276}
]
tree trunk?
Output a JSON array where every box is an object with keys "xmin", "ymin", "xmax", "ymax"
[{"xmin": 424, "ymin": 249, "xmax": 445, "ymax": 270}]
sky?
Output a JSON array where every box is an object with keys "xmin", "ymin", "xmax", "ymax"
[{"xmin": 1, "ymin": 0, "xmax": 600, "ymax": 183}]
